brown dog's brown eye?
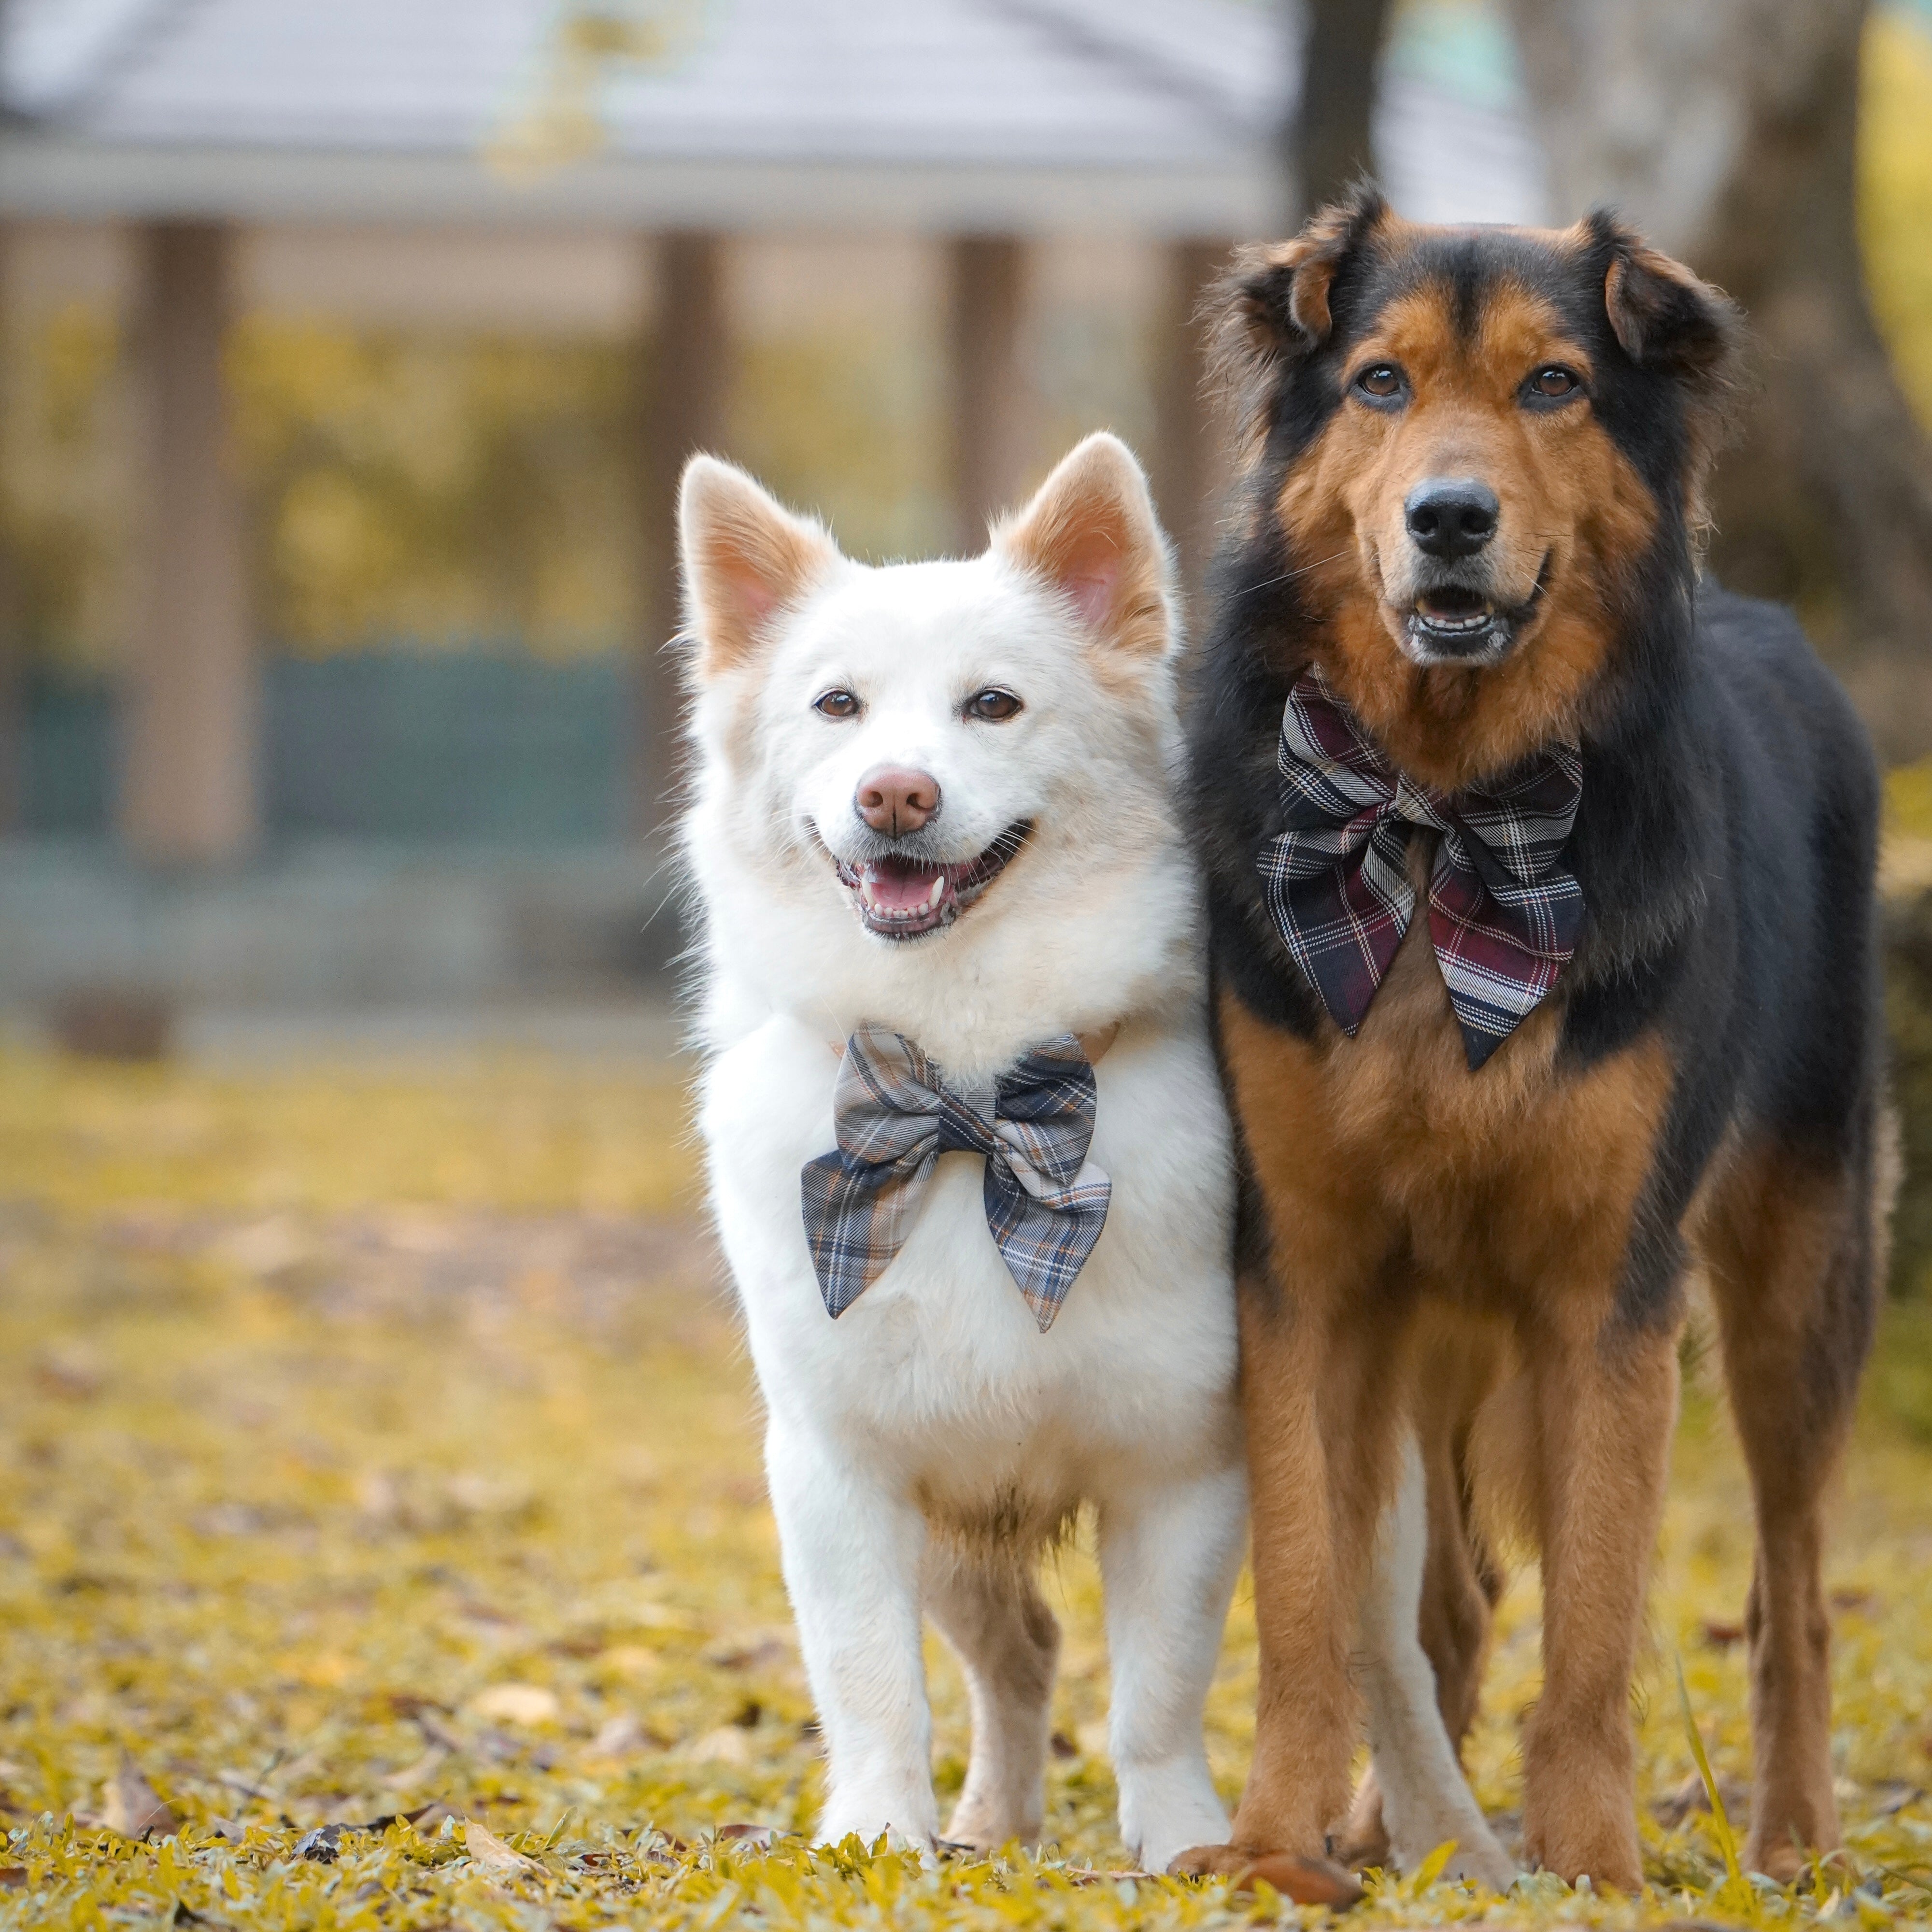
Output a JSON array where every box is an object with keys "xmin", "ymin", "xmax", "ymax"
[
  {"xmin": 814, "ymin": 689, "xmax": 860, "ymax": 719},
  {"xmin": 966, "ymin": 687, "xmax": 1022, "ymax": 723},
  {"xmin": 1356, "ymin": 364, "xmax": 1403, "ymax": 399},
  {"xmin": 1531, "ymin": 366, "xmax": 1579, "ymax": 398}
]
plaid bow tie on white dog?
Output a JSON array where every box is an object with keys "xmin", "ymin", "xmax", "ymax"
[{"xmin": 800, "ymin": 1025, "xmax": 1111, "ymax": 1330}]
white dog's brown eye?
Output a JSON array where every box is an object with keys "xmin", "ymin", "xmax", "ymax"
[
  {"xmin": 814, "ymin": 688, "xmax": 860, "ymax": 719},
  {"xmin": 965, "ymin": 687, "xmax": 1022, "ymax": 723}
]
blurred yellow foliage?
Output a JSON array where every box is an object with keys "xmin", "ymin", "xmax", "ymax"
[
  {"xmin": 0, "ymin": 1045, "xmax": 696, "ymax": 1218},
  {"xmin": 488, "ymin": 1, "xmax": 710, "ymax": 179},
  {"xmin": 229, "ymin": 324, "xmax": 642, "ymax": 656},
  {"xmin": 0, "ymin": 302, "xmax": 128, "ymax": 673},
  {"xmin": 1863, "ymin": 10, "xmax": 1932, "ymax": 426}
]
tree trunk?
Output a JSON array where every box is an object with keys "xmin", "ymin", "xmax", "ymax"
[
  {"xmin": 122, "ymin": 221, "xmax": 257, "ymax": 862},
  {"xmin": 636, "ymin": 230, "xmax": 728, "ymax": 838},
  {"xmin": 1290, "ymin": 0, "xmax": 1398, "ymax": 221},
  {"xmin": 1508, "ymin": 0, "xmax": 1932, "ymax": 761},
  {"xmin": 1150, "ymin": 237, "xmax": 1236, "ymax": 612},
  {"xmin": 947, "ymin": 236, "xmax": 1033, "ymax": 552},
  {"xmin": 0, "ymin": 221, "xmax": 17, "ymax": 832}
]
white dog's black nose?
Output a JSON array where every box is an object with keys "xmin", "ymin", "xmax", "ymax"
[
  {"xmin": 1405, "ymin": 479, "xmax": 1499, "ymax": 559},
  {"xmin": 856, "ymin": 766, "xmax": 940, "ymax": 836}
]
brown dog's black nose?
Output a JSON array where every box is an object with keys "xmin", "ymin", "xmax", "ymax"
[
  {"xmin": 855, "ymin": 766, "xmax": 940, "ymax": 836},
  {"xmin": 1405, "ymin": 479, "xmax": 1499, "ymax": 559}
]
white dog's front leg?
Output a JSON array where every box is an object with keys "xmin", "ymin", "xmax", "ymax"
[
  {"xmin": 1358, "ymin": 1432, "xmax": 1515, "ymax": 1889},
  {"xmin": 1095, "ymin": 1463, "xmax": 1246, "ymax": 1872},
  {"xmin": 765, "ymin": 1414, "xmax": 938, "ymax": 1849}
]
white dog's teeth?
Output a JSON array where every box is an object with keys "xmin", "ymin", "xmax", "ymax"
[{"xmin": 928, "ymin": 876, "xmax": 945, "ymax": 907}]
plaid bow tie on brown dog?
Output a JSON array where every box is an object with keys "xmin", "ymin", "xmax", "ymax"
[
  {"xmin": 1259, "ymin": 666, "xmax": 1586, "ymax": 1070},
  {"xmin": 800, "ymin": 1025, "xmax": 1111, "ymax": 1330}
]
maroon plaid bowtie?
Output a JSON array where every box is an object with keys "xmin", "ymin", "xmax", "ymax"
[{"xmin": 1257, "ymin": 668, "xmax": 1585, "ymax": 1069}]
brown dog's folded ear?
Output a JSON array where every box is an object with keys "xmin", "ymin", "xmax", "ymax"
[
  {"xmin": 678, "ymin": 456, "xmax": 839, "ymax": 679},
  {"xmin": 1208, "ymin": 183, "xmax": 1391, "ymax": 426},
  {"xmin": 994, "ymin": 432, "xmax": 1174, "ymax": 659},
  {"xmin": 1593, "ymin": 215, "xmax": 1741, "ymax": 384},
  {"xmin": 1588, "ymin": 212, "xmax": 1746, "ymax": 532}
]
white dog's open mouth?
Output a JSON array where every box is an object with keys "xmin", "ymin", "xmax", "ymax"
[{"xmin": 831, "ymin": 822, "xmax": 1031, "ymax": 940}]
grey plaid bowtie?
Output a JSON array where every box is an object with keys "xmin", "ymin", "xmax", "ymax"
[{"xmin": 799, "ymin": 1024, "xmax": 1111, "ymax": 1330}]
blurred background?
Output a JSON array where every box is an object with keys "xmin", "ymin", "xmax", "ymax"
[
  {"xmin": 0, "ymin": 0, "xmax": 1928, "ymax": 1015},
  {"xmin": 5, "ymin": 5, "xmax": 1932, "ymax": 1900},
  {"xmin": 0, "ymin": 0, "xmax": 1931, "ymax": 1224}
]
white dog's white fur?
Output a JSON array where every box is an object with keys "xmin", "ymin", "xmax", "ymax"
[{"xmin": 678, "ymin": 432, "xmax": 1511, "ymax": 1883}]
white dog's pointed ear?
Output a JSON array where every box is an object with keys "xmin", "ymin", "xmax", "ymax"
[
  {"xmin": 678, "ymin": 456, "xmax": 839, "ymax": 678},
  {"xmin": 994, "ymin": 433, "xmax": 1175, "ymax": 658}
]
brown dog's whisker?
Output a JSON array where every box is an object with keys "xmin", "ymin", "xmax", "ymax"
[{"xmin": 1235, "ymin": 549, "xmax": 1355, "ymax": 597}]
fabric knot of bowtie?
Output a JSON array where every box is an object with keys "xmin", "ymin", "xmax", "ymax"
[
  {"xmin": 800, "ymin": 1024, "xmax": 1111, "ymax": 1330},
  {"xmin": 1257, "ymin": 667, "xmax": 1585, "ymax": 1069}
]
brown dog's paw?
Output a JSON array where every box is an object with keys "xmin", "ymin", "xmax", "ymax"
[
  {"xmin": 1743, "ymin": 1839, "xmax": 1811, "ymax": 1887},
  {"xmin": 1166, "ymin": 1844, "xmax": 1367, "ymax": 1907},
  {"xmin": 1166, "ymin": 1843, "xmax": 1246, "ymax": 1878}
]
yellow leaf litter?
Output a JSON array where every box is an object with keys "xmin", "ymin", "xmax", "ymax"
[{"xmin": 2, "ymin": 1041, "xmax": 1931, "ymax": 1930}]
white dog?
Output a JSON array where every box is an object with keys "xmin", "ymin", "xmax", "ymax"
[{"xmin": 678, "ymin": 432, "xmax": 1511, "ymax": 1883}]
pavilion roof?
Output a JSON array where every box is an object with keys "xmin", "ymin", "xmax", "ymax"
[{"xmin": 0, "ymin": 0, "xmax": 1543, "ymax": 232}]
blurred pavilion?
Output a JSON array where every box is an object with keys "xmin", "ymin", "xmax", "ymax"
[{"xmin": 0, "ymin": 0, "xmax": 1543, "ymax": 1007}]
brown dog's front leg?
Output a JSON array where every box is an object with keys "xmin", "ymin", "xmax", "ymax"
[
  {"xmin": 1171, "ymin": 1275, "xmax": 1406, "ymax": 1879},
  {"xmin": 1520, "ymin": 1301, "xmax": 1680, "ymax": 1892}
]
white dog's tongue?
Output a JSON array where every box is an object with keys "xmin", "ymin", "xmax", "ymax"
[{"xmin": 861, "ymin": 858, "xmax": 947, "ymax": 917}]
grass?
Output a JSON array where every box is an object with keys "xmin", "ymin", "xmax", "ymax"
[{"xmin": 2, "ymin": 1044, "xmax": 1932, "ymax": 1930}]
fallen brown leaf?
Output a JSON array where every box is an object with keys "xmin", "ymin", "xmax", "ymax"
[
  {"xmin": 379, "ymin": 1744, "xmax": 451, "ymax": 1790},
  {"xmin": 688, "ymin": 1726, "xmax": 752, "ymax": 1766},
  {"xmin": 707, "ymin": 1635, "xmax": 791, "ymax": 1673},
  {"xmin": 382, "ymin": 1691, "xmax": 451, "ymax": 1721},
  {"xmin": 33, "ymin": 1347, "xmax": 105, "ymax": 1401},
  {"xmin": 469, "ymin": 1683, "xmax": 559, "ymax": 1726},
  {"xmin": 102, "ymin": 1753, "xmax": 178, "ymax": 1840},
  {"xmin": 591, "ymin": 1711, "xmax": 661, "ymax": 1756},
  {"xmin": 0, "ymin": 1868, "xmax": 27, "ymax": 1889},
  {"xmin": 463, "ymin": 1819, "xmax": 535, "ymax": 1874},
  {"xmin": 1049, "ymin": 1730, "xmax": 1079, "ymax": 1760},
  {"xmin": 1653, "ymin": 1769, "xmax": 1751, "ymax": 1828},
  {"xmin": 1699, "ymin": 1619, "xmax": 1745, "ymax": 1650},
  {"xmin": 1867, "ymin": 1779, "xmax": 1923, "ymax": 1817},
  {"xmin": 1231, "ymin": 1853, "xmax": 1365, "ymax": 1908}
]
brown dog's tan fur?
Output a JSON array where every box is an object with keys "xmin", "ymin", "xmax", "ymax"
[
  {"xmin": 1219, "ymin": 896, "xmax": 1680, "ymax": 1884},
  {"xmin": 1182, "ymin": 197, "xmax": 1885, "ymax": 1893}
]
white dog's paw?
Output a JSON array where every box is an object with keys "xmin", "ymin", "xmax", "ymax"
[
  {"xmin": 1390, "ymin": 1818, "xmax": 1517, "ymax": 1891},
  {"xmin": 1117, "ymin": 1760, "xmax": 1232, "ymax": 1875},
  {"xmin": 814, "ymin": 1795, "xmax": 939, "ymax": 1859}
]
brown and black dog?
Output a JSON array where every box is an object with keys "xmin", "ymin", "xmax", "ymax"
[{"xmin": 1179, "ymin": 189, "xmax": 1889, "ymax": 1891}]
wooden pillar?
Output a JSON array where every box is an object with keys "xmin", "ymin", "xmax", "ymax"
[
  {"xmin": 636, "ymin": 229, "xmax": 728, "ymax": 838},
  {"xmin": 122, "ymin": 222, "xmax": 256, "ymax": 862},
  {"xmin": 1150, "ymin": 238, "xmax": 1235, "ymax": 615},
  {"xmin": 947, "ymin": 235, "xmax": 1032, "ymax": 553},
  {"xmin": 0, "ymin": 222, "xmax": 18, "ymax": 834}
]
